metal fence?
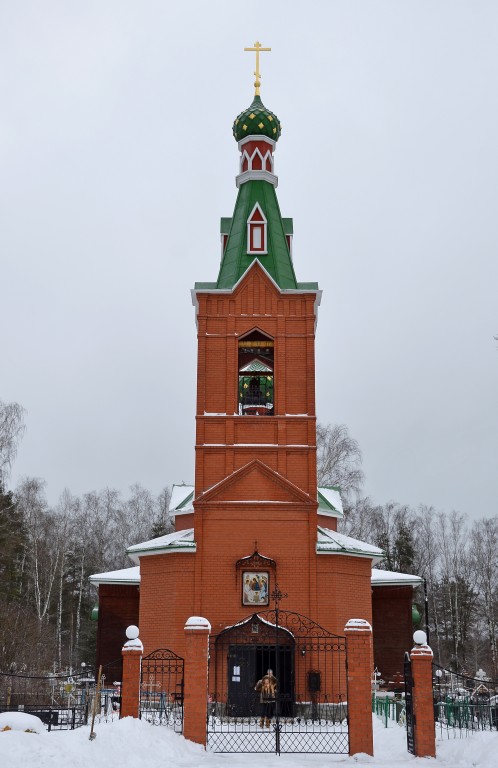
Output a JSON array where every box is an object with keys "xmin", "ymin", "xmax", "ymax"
[
  {"xmin": 433, "ymin": 664, "xmax": 498, "ymax": 738},
  {"xmin": 140, "ymin": 649, "xmax": 184, "ymax": 731},
  {"xmin": 0, "ymin": 659, "xmax": 123, "ymax": 731},
  {"xmin": 372, "ymin": 694, "xmax": 406, "ymax": 728}
]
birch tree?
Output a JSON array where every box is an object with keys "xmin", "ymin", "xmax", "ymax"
[
  {"xmin": 470, "ymin": 516, "xmax": 498, "ymax": 677},
  {"xmin": 0, "ymin": 399, "xmax": 25, "ymax": 483},
  {"xmin": 316, "ymin": 423, "xmax": 364, "ymax": 506}
]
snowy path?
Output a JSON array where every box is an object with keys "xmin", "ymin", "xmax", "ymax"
[{"xmin": 1, "ymin": 715, "xmax": 497, "ymax": 768}]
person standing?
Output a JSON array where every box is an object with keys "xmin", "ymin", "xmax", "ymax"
[{"xmin": 255, "ymin": 669, "xmax": 277, "ymax": 727}]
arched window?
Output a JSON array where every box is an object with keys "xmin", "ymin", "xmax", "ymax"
[
  {"xmin": 247, "ymin": 204, "xmax": 267, "ymax": 255},
  {"xmin": 238, "ymin": 331, "xmax": 274, "ymax": 416}
]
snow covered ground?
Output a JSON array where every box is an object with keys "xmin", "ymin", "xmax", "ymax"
[{"xmin": 0, "ymin": 713, "xmax": 497, "ymax": 768}]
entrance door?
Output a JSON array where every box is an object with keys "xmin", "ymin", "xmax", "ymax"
[
  {"xmin": 227, "ymin": 645, "xmax": 257, "ymax": 717},
  {"xmin": 227, "ymin": 644, "xmax": 294, "ymax": 717}
]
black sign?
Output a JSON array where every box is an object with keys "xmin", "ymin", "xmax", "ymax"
[{"xmin": 404, "ymin": 652, "xmax": 415, "ymax": 755}]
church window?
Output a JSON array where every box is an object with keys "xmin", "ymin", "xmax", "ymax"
[
  {"xmin": 247, "ymin": 204, "xmax": 267, "ymax": 254},
  {"xmin": 238, "ymin": 331, "xmax": 274, "ymax": 416}
]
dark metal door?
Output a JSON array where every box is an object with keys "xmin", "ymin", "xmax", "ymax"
[{"xmin": 227, "ymin": 645, "xmax": 257, "ymax": 716}]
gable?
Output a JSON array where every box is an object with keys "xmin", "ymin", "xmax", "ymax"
[{"xmin": 198, "ymin": 459, "xmax": 314, "ymax": 506}]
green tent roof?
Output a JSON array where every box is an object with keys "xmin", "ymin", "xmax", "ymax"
[{"xmin": 217, "ymin": 180, "xmax": 298, "ymax": 290}]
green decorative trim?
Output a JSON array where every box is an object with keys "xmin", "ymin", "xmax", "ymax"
[{"xmin": 175, "ymin": 490, "xmax": 194, "ymax": 510}]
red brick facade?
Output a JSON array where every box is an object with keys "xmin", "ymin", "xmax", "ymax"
[
  {"xmin": 96, "ymin": 584, "xmax": 139, "ymax": 669},
  {"xmin": 372, "ymin": 585, "xmax": 414, "ymax": 683},
  {"xmin": 134, "ymin": 263, "xmax": 378, "ymax": 658}
]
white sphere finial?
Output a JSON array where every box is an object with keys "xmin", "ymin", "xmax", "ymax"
[
  {"xmin": 126, "ymin": 625, "xmax": 139, "ymax": 640},
  {"xmin": 413, "ymin": 629, "xmax": 427, "ymax": 645}
]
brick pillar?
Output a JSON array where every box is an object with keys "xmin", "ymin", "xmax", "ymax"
[
  {"xmin": 411, "ymin": 639, "xmax": 436, "ymax": 758},
  {"xmin": 183, "ymin": 616, "xmax": 211, "ymax": 747},
  {"xmin": 344, "ymin": 618, "xmax": 374, "ymax": 757},
  {"xmin": 120, "ymin": 625, "xmax": 143, "ymax": 719}
]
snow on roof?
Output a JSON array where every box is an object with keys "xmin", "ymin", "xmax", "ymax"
[
  {"xmin": 220, "ymin": 613, "xmax": 294, "ymax": 638},
  {"xmin": 169, "ymin": 484, "xmax": 194, "ymax": 514},
  {"xmin": 317, "ymin": 486, "xmax": 343, "ymax": 517},
  {"xmin": 89, "ymin": 540, "xmax": 420, "ymax": 591},
  {"xmin": 89, "ymin": 566, "xmax": 140, "ymax": 586},
  {"xmin": 317, "ymin": 526, "xmax": 384, "ymax": 563},
  {"xmin": 126, "ymin": 528, "xmax": 196, "ymax": 564},
  {"xmin": 169, "ymin": 479, "xmax": 343, "ymax": 516},
  {"xmin": 371, "ymin": 568, "xmax": 423, "ymax": 587}
]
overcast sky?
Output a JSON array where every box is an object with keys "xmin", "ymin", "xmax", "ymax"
[{"xmin": 1, "ymin": 1, "xmax": 497, "ymax": 520}]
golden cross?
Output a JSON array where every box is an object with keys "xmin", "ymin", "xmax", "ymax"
[{"xmin": 244, "ymin": 41, "xmax": 271, "ymax": 96}]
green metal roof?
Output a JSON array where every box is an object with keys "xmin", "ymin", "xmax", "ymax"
[
  {"xmin": 216, "ymin": 180, "xmax": 298, "ymax": 290},
  {"xmin": 220, "ymin": 217, "xmax": 232, "ymax": 234},
  {"xmin": 317, "ymin": 486, "xmax": 343, "ymax": 517},
  {"xmin": 233, "ymin": 95, "xmax": 281, "ymax": 143}
]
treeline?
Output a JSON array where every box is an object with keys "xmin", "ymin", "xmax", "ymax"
[
  {"xmin": 0, "ymin": 478, "xmax": 172, "ymax": 675},
  {"xmin": 317, "ymin": 423, "xmax": 498, "ymax": 679},
  {"xmin": 1, "ymin": 403, "xmax": 496, "ymax": 681},
  {"xmin": 344, "ymin": 500, "xmax": 497, "ymax": 678}
]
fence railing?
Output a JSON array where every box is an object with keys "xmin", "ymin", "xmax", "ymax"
[
  {"xmin": 372, "ymin": 694, "xmax": 405, "ymax": 728},
  {"xmin": 433, "ymin": 664, "xmax": 498, "ymax": 738},
  {"xmin": 0, "ymin": 659, "xmax": 123, "ymax": 731}
]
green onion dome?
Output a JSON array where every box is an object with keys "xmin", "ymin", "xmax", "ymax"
[{"xmin": 233, "ymin": 95, "xmax": 282, "ymax": 143}]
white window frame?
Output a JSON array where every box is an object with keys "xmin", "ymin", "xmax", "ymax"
[{"xmin": 247, "ymin": 203, "xmax": 268, "ymax": 255}]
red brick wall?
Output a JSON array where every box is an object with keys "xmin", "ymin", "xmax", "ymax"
[
  {"xmin": 138, "ymin": 552, "xmax": 195, "ymax": 658},
  {"xmin": 92, "ymin": 263, "xmax": 395, "ymax": 691},
  {"xmin": 194, "ymin": 264, "xmax": 318, "ymax": 500},
  {"xmin": 97, "ymin": 584, "xmax": 139, "ymax": 670},
  {"xmin": 372, "ymin": 585, "xmax": 414, "ymax": 683},
  {"xmin": 317, "ymin": 556, "xmax": 373, "ymax": 633}
]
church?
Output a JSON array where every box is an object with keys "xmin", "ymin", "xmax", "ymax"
[{"xmin": 90, "ymin": 45, "xmax": 422, "ymax": 691}]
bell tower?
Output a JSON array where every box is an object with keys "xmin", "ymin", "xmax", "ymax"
[{"xmin": 187, "ymin": 44, "xmax": 322, "ymax": 621}]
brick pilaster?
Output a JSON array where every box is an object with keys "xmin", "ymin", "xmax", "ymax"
[
  {"xmin": 411, "ymin": 643, "xmax": 436, "ymax": 758},
  {"xmin": 345, "ymin": 618, "xmax": 374, "ymax": 757},
  {"xmin": 183, "ymin": 616, "xmax": 211, "ymax": 747},
  {"xmin": 120, "ymin": 626, "xmax": 143, "ymax": 719}
]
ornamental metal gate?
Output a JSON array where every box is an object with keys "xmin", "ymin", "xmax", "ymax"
[
  {"xmin": 207, "ymin": 611, "xmax": 349, "ymax": 754},
  {"xmin": 140, "ymin": 649, "xmax": 184, "ymax": 732}
]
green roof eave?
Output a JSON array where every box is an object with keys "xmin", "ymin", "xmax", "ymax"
[
  {"xmin": 216, "ymin": 180, "xmax": 298, "ymax": 290},
  {"xmin": 317, "ymin": 487, "xmax": 343, "ymax": 518},
  {"xmin": 282, "ymin": 218, "xmax": 293, "ymax": 235},
  {"xmin": 220, "ymin": 217, "xmax": 232, "ymax": 234},
  {"xmin": 194, "ymin": 282, "xmax": 217, "ymax": 290},
  {"xmin": 297, "ymin": 282, "xmax": 319, "ymax": 290},
  {"xmin": 176, "ymin": 490, "xmax": 194, "ymax": 511}
]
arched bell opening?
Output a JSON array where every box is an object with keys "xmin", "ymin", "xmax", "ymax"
[{"xmin": 238, "ymin": 330, "xmax": 274, "ymax": 416}]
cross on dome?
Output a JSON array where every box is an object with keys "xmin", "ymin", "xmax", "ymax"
[{"xmin": 244, "ymin": 40, "xmax": 271, "ymax": 96}]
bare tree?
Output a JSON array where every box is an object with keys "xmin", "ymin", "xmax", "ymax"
[
  {"xmin": 436, "ymin": 510, "xmax": 476, "ymax": 671},
  {"xmin": 0, "ymin": 399, "xmax": 25, "ymax": 482},
  {"xmin": 470, "ymin": 516, "xmax": 498, "ymax": 677},
  {"xmin": 14, "ymin": 477, "xmax": 67, "ymax": 629},
  {"xmin": 153, "ymin": 486, "xmax": 173, "ymax": 536},
  {"xmin": 340, "ymin": 496, "xmax": 376, "ymax": 539},
  {"xmin": 316, "ymin": 423, "xmax": 364, "ymax": 504}
]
